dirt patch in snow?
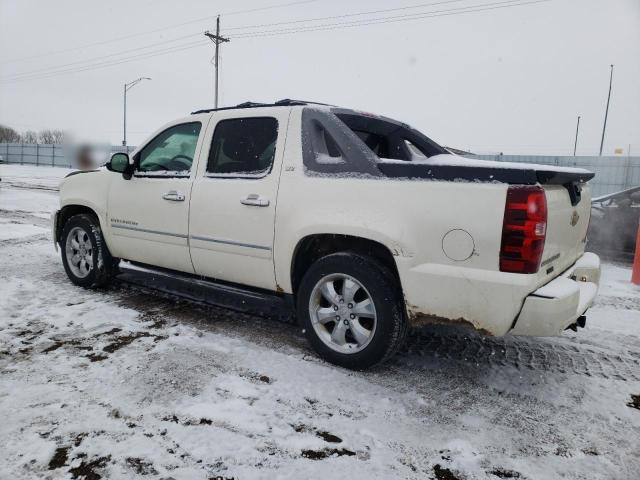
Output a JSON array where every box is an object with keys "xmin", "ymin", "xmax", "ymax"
[
  {"xmin": 48, "ymin": 446, "xmax": 70, "ymax": 469},
  {"xmin": 291, "ymin": 423, "xmax": 343, "ymax": 443},
  {"xmin": 316, "ymin": 430, "xmax": 342, "ymax": 443},
  {"xmin": 42, "ymin": 339, "xmax": 81, "ymax": 353},
  {"xmin": 86, "ymin": 352, "xmax": 109, "ymax": 362},
  {"xmin": 628, "ymin": 394, "xmax": 640, "ymax": 410},
  {"xmin": 489, "ymin": 468, "xmax": 522, "ymax": 478},
  {"xmin": 68, "ymin": 455, "xmax": 111, "ymax": 480},
  {"xmin": 126, "ymin": 457, "xmax": 158, "ymax": 475},
  {"xmin": 102, "ymin": 331, "xmax": 165, "ymax": 353},
  {"xmin": 433, "ymin": 464, "xmax": 461, "ymax": 480},
  {"xmin": 301, "ymin": 447, "xmax": 356, "ymax": 460}
]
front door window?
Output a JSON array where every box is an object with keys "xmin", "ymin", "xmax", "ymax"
[{"xmin": 137, "ymin": 122, "xmax": 201, "ymax": 175}]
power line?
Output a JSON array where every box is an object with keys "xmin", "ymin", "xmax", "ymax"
[
  {"xmin": 1, "ymin": 0, "xmax": 552, "ymax": 84},
  {"xmin": 230, "ymin": 0, "xmax": 550, "ymax": 38},
  {"xmin": 1, "ymin": 41, "xmax": 209, "ymax": 84},
  {"xmin": 0, "ymin": 33, "xmax": 202, "ymax": 80},
  {"xmin": 224, "ymin": 0, "xmax": 469, "ymax": 31},
  {"xmin": 0, "ymin": 0, "xmax": 318, "ymax": 66},
  {"xmin": 2, "ymin": 0, "xmax": 543, "ymax": 82},
  {"xmin": 2, "ymin": 0, "xmax": 466, "ymax": 80}
]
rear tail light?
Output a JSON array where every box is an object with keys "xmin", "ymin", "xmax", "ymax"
[{"xmin": 499, "ymin": 186, "xmax": 547, "ymax": 273}]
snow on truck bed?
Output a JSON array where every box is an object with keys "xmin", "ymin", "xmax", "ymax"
[
  {"xmin": 0, "ymin": 166, "xmax": 639, "ymax": 480},
  {"xmin": 380, "ymin": 153, "xmax": 593, "ymax": 175}
]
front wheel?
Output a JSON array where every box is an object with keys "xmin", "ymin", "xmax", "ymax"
[
  {"xmin": 297, "ymin": 253, "xmax": 407, "ymax": 369},
  {"xmin": 60, "ymin": 214, "xmax": 118, "ymax": 288}
]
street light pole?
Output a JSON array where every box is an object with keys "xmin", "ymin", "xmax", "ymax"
[
  {"xmin": 123, "ymin": 77, "xmax": 151, "ymax": 147},
  {"xmin": 573, "ymin": 115, "xmax": 581, "ymax": 156},
  {"xmin": 123, "ymin": 83, "xmax": 127, "ymax": 147},
  {"xmin": 599, "ymin": 64, "xmax": 614, "ymax": 156}
]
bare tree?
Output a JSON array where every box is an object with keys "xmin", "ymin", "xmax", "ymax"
[
  {"xmin": 0, "ymin": 125, "xmax": 21, "ymax": 143},
  {"xmin": 38, "ymin": 129, "xmax": 55, "ymax": 144},
  {"xmin": 51, "ymin": 129, "xmax": 66, "ymax": 144},
  {"xmin": 21, "ymin": 130, "xmax": 39, "ymax": 144},
  {"xmin": 0, "ymin": 125, "xmax": 67, "ymax": 144}
]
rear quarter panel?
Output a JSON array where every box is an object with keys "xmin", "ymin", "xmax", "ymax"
[{"xmin": 275, "ymin": 110, "xmax": 540, "ymax": 335}]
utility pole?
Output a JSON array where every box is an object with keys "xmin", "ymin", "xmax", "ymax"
[
  {"xmin": 599, "ymin": 64, "xmax": 614, "ymax": 156},
  {"xmin": 123, "ymin": 83, "xmax": 126, "ymax": 146},
  {"xmin": 573, "ymin": 115, "xmax": 581, "ymax": 156},
  {"xmin": 204, "ymin": 16, "xmax": 230, "ymax": 109},
  {"xmin": 123, "ymin": 77, "xmax": 151, "ymax": 147}
]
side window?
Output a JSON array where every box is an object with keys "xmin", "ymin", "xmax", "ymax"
[
  {"xmin": 138, "ymin": 122, "xmax": 201, "ymax": 174},
  {"xmin": 207, "ymin": 117, "xmax": 278, "ymax": 176}
]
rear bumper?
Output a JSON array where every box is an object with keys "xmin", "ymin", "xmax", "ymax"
[{"xmin": 509, "ymin": 252, "xmax": 601, "ymax": 336}]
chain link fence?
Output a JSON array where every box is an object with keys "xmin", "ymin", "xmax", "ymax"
[
  {"xmin": 1, "ymin": 143, "xmax": 637, "ymax": 197},
  {"xmin": 0, "ymin": 143, "xmax": 135, "ymax": 168}
]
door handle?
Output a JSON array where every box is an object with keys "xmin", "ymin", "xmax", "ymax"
[
  {"xmin": 240, "ymin": 194, "xmax": 269, "ymax": 207},
  {"xmin": 162, "ymin": 190, "xmax": 185, "ymax": 202}
]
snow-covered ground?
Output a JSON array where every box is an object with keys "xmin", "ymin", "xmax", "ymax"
[
  {"xmin": 0, "ymin": 164, "xmax": 72, "ymax": 191},
  {"xmin": 1, "ymin": 165, "xmax": 639, "ymax": 480}
]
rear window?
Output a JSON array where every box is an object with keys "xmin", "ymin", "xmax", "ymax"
[{"xmin": 334, "ymin": 110, "xmax": 446, "ymax": 160}]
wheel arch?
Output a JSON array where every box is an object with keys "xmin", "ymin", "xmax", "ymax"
[
  {"xmin": 56, "ymin": 204, "xmax": 103, "ymax": 244},
  {"xmin": 290, "ymin": 233, "xmax": 402, "ymax": 297}
]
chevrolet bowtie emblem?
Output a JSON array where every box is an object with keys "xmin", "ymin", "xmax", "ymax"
[{"xmin": 570, "ymin": 210, "xmax": 580, "ymax": 226}]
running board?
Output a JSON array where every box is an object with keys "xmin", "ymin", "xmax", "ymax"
[{"xmin": 116, "ymin": 262, "xmax": 295, "ymax": 322}]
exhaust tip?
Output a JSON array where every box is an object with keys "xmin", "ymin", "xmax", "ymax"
[
  {"xmin": 577, "ymin": 315, "xmax": 586, "ymax": 328},
  {"xmin": 565, "ymin": 315, "xmax": 587, "ymax": 332}
]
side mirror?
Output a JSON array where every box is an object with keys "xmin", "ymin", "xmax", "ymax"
[{"xmin": 107, "ymin": 152, "xmax": 133, "ymax": 179}]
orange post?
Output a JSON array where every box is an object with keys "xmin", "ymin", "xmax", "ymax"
[{"xmin": 633, "ymin": 221, "xmax": 640, "ymax": 285}]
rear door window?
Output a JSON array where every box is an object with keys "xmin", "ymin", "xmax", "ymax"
[{"xmin": 207, "ymin": 117, "xmax": 278, "ymax": 177}]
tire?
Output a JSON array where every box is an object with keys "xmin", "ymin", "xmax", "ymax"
[
  {"xmin": 297, "ymin": 252, "xmax": 407, "ymax": 369},
  {"xmin": 60, "ymin": 213, "xmax": 119, "ymax": 288}
]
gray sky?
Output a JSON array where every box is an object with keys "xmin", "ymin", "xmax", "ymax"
[{"xmin": 1, "ymin": 0, "xmax": 638, "ymax": 155}]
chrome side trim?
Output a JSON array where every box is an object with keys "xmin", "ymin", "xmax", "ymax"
[
  {"xmin": 111, "ymin": 224, "xmax": 188, "ymax": 239},
  {"xmin": 190, "ymin": 234, "xmax": 271, "ymax": 251}
]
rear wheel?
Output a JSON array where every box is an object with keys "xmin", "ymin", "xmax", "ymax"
[
  {"xmin": 60, "ymin": 214, "xmax": 118, "ymax": 288},
  {"xmin": 297, "ymin": 252, "xmax": 407, "ymax": 369}
]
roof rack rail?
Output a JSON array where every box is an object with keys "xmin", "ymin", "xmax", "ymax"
[
  {"xmin": 274, "ymin": 98, "xmax": 333, "ymax": 107},
  {"xmin": 191, "ymin": 98, "xmax": 333, "ymax": 115}
]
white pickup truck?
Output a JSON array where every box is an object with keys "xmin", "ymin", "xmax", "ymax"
[{"xmin": 52, "ymin": 99, "xmax": 601, "ymax": 369}]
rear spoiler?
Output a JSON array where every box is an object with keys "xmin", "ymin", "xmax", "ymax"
[{"xmin": 535, "ymin": 170, "xmax": 595, "ymax": 185}]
